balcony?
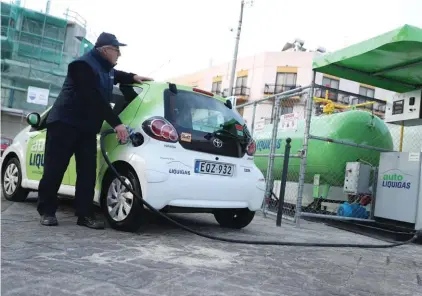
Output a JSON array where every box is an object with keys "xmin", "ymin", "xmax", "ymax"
[
  {"xmin": 264, "ymin": 84, "xmax": 297, "ymax": 95},
  {"xmin": 221, "ymin": 86, "xmax": 250, "ymax": 98},
  {"xmin": 233, "ymin": 86, "xmax": 250, "ymax": 97},
  {"xmin": 211, "ymin": 89, "xmax": 222, "ymax": 96}
]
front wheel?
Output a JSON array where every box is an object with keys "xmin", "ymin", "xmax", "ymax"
[
  {"xmin": 101, "ymin": 167, "xmax": 144, "ymax": 232},
  {"xmin": 213, "ymin": 208, "xmax": 255, "ymax": 229},
  {"xmin": 2, "ymin": 157, "xmax": 29, "ymax": 202}
]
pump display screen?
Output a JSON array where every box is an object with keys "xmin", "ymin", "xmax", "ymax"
[{"xmin": 392, "ymin": 100, "xmax": 404, "ymax": 115}]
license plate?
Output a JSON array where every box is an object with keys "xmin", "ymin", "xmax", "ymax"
[{"xmin": 194, "ymin": 160, "xmax": 234, "ymax": 176}]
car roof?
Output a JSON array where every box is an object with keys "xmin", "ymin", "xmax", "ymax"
[{"xmin": 128, "ymin": 81, "xmax": 227, "ymax": 103}]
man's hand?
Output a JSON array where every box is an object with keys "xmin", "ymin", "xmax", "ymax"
[
  {"xmin": 133, "ymin": 75, "xmax": 154, "ymax": 83},
  {"xmin": 114, "ymin": 124, "xmax": 129, "ymax": 144}
]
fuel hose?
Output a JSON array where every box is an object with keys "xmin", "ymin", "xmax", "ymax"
[{"xmin": 100, "ymin": 129, "xmax": 421, "ymax": 248}]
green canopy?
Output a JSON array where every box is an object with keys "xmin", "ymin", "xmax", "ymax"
[{"xmin": 312, "ymin": 24, "xmax": 422, "ymax": 93}]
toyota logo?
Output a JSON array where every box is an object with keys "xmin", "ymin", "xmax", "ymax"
[{"xmin": 213, "ymin": 138, "xmax": 223, "ymax": 148}]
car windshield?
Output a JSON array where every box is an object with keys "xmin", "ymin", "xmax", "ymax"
[{"xmin": 167, "ymin": 89, "xmax": 246, "ymax": 136}]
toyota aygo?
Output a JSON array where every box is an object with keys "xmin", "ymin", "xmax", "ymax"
[{"xmin": 1, "ymin": 81, "xmax": 266, "ymax": 231}]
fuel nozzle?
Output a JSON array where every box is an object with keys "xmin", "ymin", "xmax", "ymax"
[{"xmin": 119, "ymin": 126, "xmax": 144, "ymax": 147}]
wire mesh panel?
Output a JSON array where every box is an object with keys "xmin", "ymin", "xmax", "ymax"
[
  {"xmin": 294, "ymin": 84, "xmax": 422, "ymax": 223},
  {"xmin": 235, "ymin": 86, "xmax": 311, "ymax": 222}
]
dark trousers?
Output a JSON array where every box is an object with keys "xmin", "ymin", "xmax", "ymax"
[{"xmin": 37, "ymin": 121, "xmax": 97, "ymax": 217}]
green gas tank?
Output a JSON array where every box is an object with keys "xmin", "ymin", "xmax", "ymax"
[{"xmin": 253, "ymin": 110, "xmax": 394, "ymax": 186}]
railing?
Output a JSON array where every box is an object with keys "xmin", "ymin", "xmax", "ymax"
[
  {"xmin": 233, "ymin": 86, "xmax": 250, "ymax": 96},
  {"xmin": 63, "ymin": 8, "xmax": 87, "ymax": 28},
  {"xmin": 211, "ymin": 89, "xmax": 222, "ymax": 96},
  {"xmin": 264, "ymin": 84, "xmax": 297, "ymax": 94},
  {"xmin": 313, "ymin": 84, "xmax": 387, "ymax": 114},
  {"xmin": 315, "ymin": 85, "xmax": 339, "ymax": 100},
  {"xmin": 221, "ymin": 86, "xmax": 251, "ymax": 97}
]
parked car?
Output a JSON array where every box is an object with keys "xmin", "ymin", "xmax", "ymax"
[
  {"xmin": 1, "ymin": 137, "xmax": 12, "ymax": 157},
  {"xmin": 0, "ymin": 81, "xmax": 265, "ymax": 231}
]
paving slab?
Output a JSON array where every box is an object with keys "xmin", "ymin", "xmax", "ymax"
[{"xmin": 1, "ymin": 193, "xmax": 422, "ymax": 296}]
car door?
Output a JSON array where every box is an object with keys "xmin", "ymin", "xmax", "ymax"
[
  {"xmin": 25, "ymin": 110, "xmax": 70, "ymax": 185},
  {"xmin": 66, "ymin": 84, "xmax": 145, "ymax": 187}
]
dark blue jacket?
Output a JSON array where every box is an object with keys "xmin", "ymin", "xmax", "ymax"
[{"xmin": 47, "ymin": 48, "xmax": 135, "ymax": 133}]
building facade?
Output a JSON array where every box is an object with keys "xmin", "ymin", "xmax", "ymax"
[
  {"xmin": 1, "ymin": 0, "xmax": 94, "ymax": 138},
  {"xmin": 167, "ymin": 49, "xmax": 393, "ymax": 129}
]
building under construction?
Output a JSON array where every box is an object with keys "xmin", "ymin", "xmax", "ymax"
[{"xmin": 1, "ymin": 0, "xmax": 95, "ymax": 137}]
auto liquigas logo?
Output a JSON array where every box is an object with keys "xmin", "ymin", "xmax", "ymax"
[
  {"xmin": 29, "ymin": 138, "xmax": 45, "ymax": 169},
  {"xmin": 381, "ymin": 169, "xmax": 411, "ymax": 190}
]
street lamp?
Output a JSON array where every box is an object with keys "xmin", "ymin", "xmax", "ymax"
[{"xmin": 227, "ymin": 0, "xmax": 254, "ymax": 100}]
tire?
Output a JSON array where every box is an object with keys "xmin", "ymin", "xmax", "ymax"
[
  {"xmin": 213, "ymin": 208, "xmax": 256, "ymax": 229},
  {"xmin": 101, "ymin": 166, "xmax": 144, "ymax": 232},
  {"xmin": 2, "ymin": 157, "xmax": 29, "ymax": 202}
]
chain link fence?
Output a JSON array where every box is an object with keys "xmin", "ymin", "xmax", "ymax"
[
  {"xmin": 237, "ymin": 80, "xmax": 422, "ymax": 226},
  {"xmin": 235, "ymin": 86, "xmax": 311, "ymax": 222},
  {"xmin": 295, "ymin": 83, "xmax": 422, "ymax": 225}
]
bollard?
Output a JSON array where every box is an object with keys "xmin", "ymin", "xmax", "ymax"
[{"xmin": 276, "ymin": 137, "xmax": 292, "ymax": 227}]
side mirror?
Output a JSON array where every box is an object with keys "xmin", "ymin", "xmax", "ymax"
[{"xmin": 26, "ymin": 112, "xmax": 41, "ymax": 127}]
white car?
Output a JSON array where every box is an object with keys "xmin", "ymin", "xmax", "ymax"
[{"xmin": 1, "ymin": 82, "xmax": 265, "ymax": 231}]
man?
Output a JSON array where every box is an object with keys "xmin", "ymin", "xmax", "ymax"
[{"xmin": 37, "ymin": 32, "xmax": 152, "ymax": 229}]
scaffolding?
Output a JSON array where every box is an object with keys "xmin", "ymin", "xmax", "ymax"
[{"xmin": 1, "ymin": 1, "xmax": 94, "ymax": 114}]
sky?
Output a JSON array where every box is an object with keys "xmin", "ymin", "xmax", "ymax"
[{"xmin": 14, "ymin": 0, "xmax": 422, "ymax": 80}]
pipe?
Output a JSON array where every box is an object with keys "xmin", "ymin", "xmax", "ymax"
[
  {"xmin": 399, "ymin": 121, "xmax": 404, "ymax": 152},
  {"xmin": 236, "ymin": 85, "xmax": 311, "ymax": 108}
]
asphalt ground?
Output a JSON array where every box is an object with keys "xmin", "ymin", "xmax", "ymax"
[{"xmin": 2, "ymin": 192, "xmax": 422, "ymax": 296}]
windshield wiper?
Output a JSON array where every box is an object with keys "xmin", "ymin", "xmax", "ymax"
[
  {"xmin": 204, "ymin": 129, "xmax": 237, "ymax": 140},
  {"xmin": 204, "ymin": 129, "xmax": 249, "ymax": 144}
]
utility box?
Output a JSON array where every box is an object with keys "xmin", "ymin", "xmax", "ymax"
[
  {"xmin": 374, "ymin": 152, "xmax": 421, "ymax": 224},
  {"xmin": 343, "ymin": 162, "xmax": 372, "ymax": 195},
  {"xmin": 384, "ymin": 89, "xmax": 422, "ymax": 126}
]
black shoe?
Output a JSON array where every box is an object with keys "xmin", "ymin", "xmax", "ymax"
[
  {"xmin": 40, "ymin": 215, "xmax": 58, "ymax": 226},
  {"xmin": 77, "ymin": 215, "xmax": 105, "ymax": 229}
]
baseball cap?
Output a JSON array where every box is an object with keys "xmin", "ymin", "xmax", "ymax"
[{"xmin": 94, "ymin": 32, "xmax": 127, "ymax": 48}]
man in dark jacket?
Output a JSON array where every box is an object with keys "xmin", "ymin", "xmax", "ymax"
[{"xmin": 37, "ymin": 32, "xmax": 152, "ymax": 229}]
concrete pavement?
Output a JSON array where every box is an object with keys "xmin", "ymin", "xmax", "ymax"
[{"xmin": 2, "ymin": 193, "xmax": 422, "ymax": 296}]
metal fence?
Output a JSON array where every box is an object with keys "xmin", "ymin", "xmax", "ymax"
[
  {"xmin": 236, "ymin": 77, "xmax": 422, "ymax": 226},
  {"xmin": 235, "ymin": 85, "xmax": 311, "ymax": 222}
]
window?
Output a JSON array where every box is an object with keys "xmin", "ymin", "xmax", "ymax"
[
  {"xmin": 321, "ymin": 76, "xmax": 339, "ymax": 100},
  {"xmin": 192, "ymin": 109, "xmax": 225, "ymax": 133},
  {"xmin": 166, "ymin": 89, "xmax": 244, "ymax": 133},
  {"xmin": 211, "ymin": 81, "xmax": 222, "ymax": 94},
  {"xmin": 111, "ymin": 85, "xmax": 143, "ymax": 115},
  {"xmin": 234, "ymin": 76, "xmax": 248, "ymax": 96},
  {"xmin": 275, "ymin": 72, "xmax": 297, "ymax": 93},
  {"xmin": 359, "ymin": 86, "xmax": 375, "ymax": 98},
  {"xmin": 164, "ymin": 89, "xmax": 248, "ymax": 158},
  {"xmin": 322, "ymin": 77, "xmax": 339, "ymax": 89}
]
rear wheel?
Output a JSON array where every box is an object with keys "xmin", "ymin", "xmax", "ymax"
[
  {"xmin": 2, "ymin": 157, "xmax": 29, "ymax": 202},
  {"xmin": 213, "ymin": 208, "xmax": 255, "ymax": 229},
  {"xmin": 101, "ymin": 166, "xmax": 144, "ymax": 232}
]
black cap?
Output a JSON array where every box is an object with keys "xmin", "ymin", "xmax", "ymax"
[{"xmin": 94, "ymin": 32, "xmax": 127, "ymax": 48}]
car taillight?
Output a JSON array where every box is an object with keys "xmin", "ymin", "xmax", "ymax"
[
  {"xmin": 246, "ymin": 140, "xmax": 256, "ymax": 156},
  {"xmin": 142, "ymin": 117, "xmax": 178, "ymax": 142}
]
